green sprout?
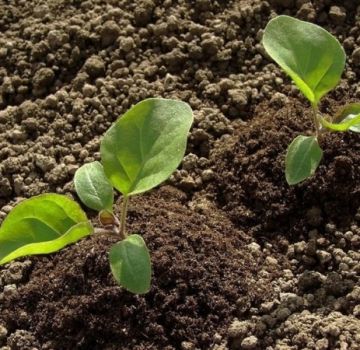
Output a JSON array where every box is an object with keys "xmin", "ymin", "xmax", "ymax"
[
  {"xmin": 263, "ymin": 15, "xmax": 360, "ymax": 185},
  {"xmin": 0, "ymin": 98, "xmax": 193, "ymax": 294}
]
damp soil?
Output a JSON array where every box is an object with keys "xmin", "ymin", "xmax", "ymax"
[
  {"xmin": 1, "ymin": 187, "xmax": 269, "ymax": 350},
  {"xmin": 0, "ymin": 0, "xmax": 360, "ymax": 349}
]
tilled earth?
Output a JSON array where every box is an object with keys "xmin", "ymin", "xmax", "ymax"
[{"xmin": 0, "ymin": 0, "xmax": 359, "ymax": 349}]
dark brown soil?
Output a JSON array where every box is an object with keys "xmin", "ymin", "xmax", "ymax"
[
  {"xmin": 0, "ymin": 0, "xmax": 359, "ymax": 349},
  {"xmin": 1, "ymin": 187, "xmax": 268, "ymax": 350},
  {"xmin": 211, "ymin": 97, "xmax": 360, "ymax": 236}
]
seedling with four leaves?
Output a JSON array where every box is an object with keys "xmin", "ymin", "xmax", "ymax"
[
  {"xmin": 0, "ymin": 98, "xmax": 193, "ymax": 294},
  {"xmin": 263, "ymin": 15, "xmax": 360, "ymax": 185}
]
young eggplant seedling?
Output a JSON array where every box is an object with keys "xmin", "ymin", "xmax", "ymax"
[
  {"xmin": 263, "ymin": 15, "xmax": 360, "ymax": 185},
  {"xmin": 0, "ymin": 98, "xmax": 193, "ymax": 294}
]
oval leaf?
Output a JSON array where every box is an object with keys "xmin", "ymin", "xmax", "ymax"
[
  {"xmin": 109, "ymin": 234, "xmax": 151, "ymax": 294},
  {"xmin": 100, "ymin": 98, "xmax": 193, "ymax": 196},
  {"xmin": 0, "ymin": 221, "xmax": 93, "ymax": 265},
  {"xmin": 0, "ymin": 194, "xmax": 93, "ymax": 265},
  {"xmin": 285, "ymin": 135, "xmax": 323, "ymax": 185},
  {"xmin": 263, "ymin": 15, "xmax": 345, "ymax": 105},
  {"xmin": 74, "ymin": 161, "xmax": 114, "ymax": 211}
]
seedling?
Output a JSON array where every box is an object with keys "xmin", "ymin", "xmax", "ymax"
[
  {"xmin": 0, "ymin": 98, "xmax": 193, "ymax": 294},
  {"xmin": 263, "ymin": 15, "xmax": 360, "ymax": 185}
]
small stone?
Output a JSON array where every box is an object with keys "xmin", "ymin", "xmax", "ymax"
[
  {"xmin": 265, "ymin": 256, "xmax": 278, "ymax": 271},
  {"xmin": 0, "ymin": 48, "xmax": 8, "ymax": 58},
  {"xmin": 228, "ymin": 89, "xmax": 248, "ymax": 110},
  {"xmin": 339, "ymin": 262, "xmax": 349, "ymax": 272},
  {"xmin": 316, "ymin": 250, "xmax": 332, "ymax": 264},
  {"xmin": 201, "ymin": 169, "xmax": 215, "ymax": 181},
  {"xmin": 101, "ymin": 21, "xmax": 120, "ymax": 46},
  {"xmin": 247, "ymin": 242, "xmax": 261, "ymax": 256},
  {"xmin": 213, "ymin": 332, "xmax": 222, "ymax": 344},
  {"xmin": 47, "ymin": 30, "xmax": 68, "ymax": 49},
  {"xmin": 323, "ymin": 324, "xmax": 340, "ymax": 337},
  {"xmin": 351, "ymin": 235, "xmax": 360, "ymax": 248},
  {"xmin": 347, "ymin": 286, "xmax": 360, "ymax": 302},
  {"xmin": 2, "ymin": 260, "xmax": 31, "ymax": 284},
  {"xmin": 329, "ymin": 6, "xmax": 346, "ymax": 25},
  {"xmin": 45, "ymin": 94, "xmax": 58, "ymax": 108},
  {"xmin": 0, "ymin": 325, "xmax": 7, "ymax": 340},
  {"xmin": 82, "ymin": 84, "xmax": 96, "ymax": 97},
  {"xmin": 274, "ymin": 307, "xmax": 291, "ymax": 321},
  {"xmin": 120, "ymin": 37, "xmax": 135, "ymax": 53},
  {"xmin": 33, "ymin": 68, "xmax": 55, "ymax": 89},
  {"xmin": 181, "ymin": 341, "xmax": 195, "ymax": 350},
  {"xmin": 315, "ymin": 338, "xmax": 329, "ymax": 350},
  {"xmin": 179, "ymin": 176, "xmax": 196, "ymax": 191},
  {"xmin": 298, "ymin": 271, "xmax": 324, "ymax": 291},
  {"xmin": 324, "ymin": 272, "xmax": 347, "ymax": 296},
  {"xmin": 3, "ymin": 284, "xmax": 17, "ymax": 298},
  {"xmin": 84, "ymin": 56, "xmax": 106, "ymax": 78},
  {"xmin": 35, "ymin": 155, "xmax": 56, "ymax": 172},
  {"xmin": 353, "ymin": 305, "xmax": 360, "ymax": 316},
  {"xmin": 7, "ymin": 329, "xmax": 39, "ymax": 349},
  {"xmin": 297, "ymin": 3, "xmax": 316, "ymax": 21},
  {"xmin": 201, "ymin": 36, "xmax": 221, "ymax": 55},
  {"xmin": 294, "ymin": 241, "xmax": 306, "ymax": 254},
  {"xmin": 269, "ymin": 92, "xmax": 288, "ymax": 107},
  {"xmin": 280, "ymin": 293, "xmax": 304, "ymax": 311},
  {"xmin": 241, "ymin": 336, "xmax": 258, "ymax": 349},
  {"xmin": 9, "ymin": 128, "xmax": 27, "ymax": 142},
  {"xmin": 228, "ymin": 319, "xmax": 251, "ymax": 338},
  {"xmin": 351, "ymin": 48, "xmax": 360, "ymax": 66},
  {"xmin": 182, "ymin": 153, "xmax": 198, "ymax": 171},
  {"xmin": 260, "ymin": 301, "xmax": 276, "ymax": 313}
]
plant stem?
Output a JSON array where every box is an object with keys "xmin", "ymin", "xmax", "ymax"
[
  {"xmin": 94, "ymin": 227, "xmax": 117, "ymax": 236},
  {"xmin": 311, "ymin": 104, "xmax": 321, "ymax": 139},
  {"xmin": 120, "ymin": 196, "xmax": 129, "ymax": 239}
]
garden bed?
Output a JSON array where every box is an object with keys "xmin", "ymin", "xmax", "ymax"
[{"xmin": 0, "ymin": 0, "xmax": 359, "ymax": 349}]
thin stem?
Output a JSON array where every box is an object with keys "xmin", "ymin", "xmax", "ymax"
[
  {"xmin": 120, "ymin": 196, "xmax": 129, "ymax": 239},
  {"xmin": 311, "ymin": 104, "xmax": 321, "ymax": 138}
]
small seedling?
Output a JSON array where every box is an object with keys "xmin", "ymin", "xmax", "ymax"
[
  {"xmin": 263, "ymin": 15, "xmax": 360, "ymax": 185},
  {"xmin": 0, "ymin": 98, "xmax": 193, "ymax": 294}
]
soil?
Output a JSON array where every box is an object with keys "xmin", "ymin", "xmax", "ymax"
[{"xmin": 0, "ymin": 0, "xmax": 359, "ymax": 349}]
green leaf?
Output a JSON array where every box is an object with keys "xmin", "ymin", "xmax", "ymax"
[
  {"xmin": 320, "ymin": 103, "xmax": 360, "ymax": 133},
  {"xmin": 320, "ymin": 114, "xmax": 360, "ymax": 132},
  {"xmin": 285, "ymin": 135, "xmax": 323, "ymax": 185},
  {"xmin": 74, "ymin": 161, "xmax": 114, "ymax": 211},
  {"xmin": 0, "ymin": 221, "xmax": 93, "ymax": 265},
  {"xmin": 109, "ymin": 234, "xmax": 151, "ymax": 294},
  {"xmin": 263, "ymin": 15, "xmax": 345, "ymax": 105},
  {"xmin": 0, "ymin": 194, "xmax": 93, "ymax": 265},
  {"xmin": 100, "ymin": 98, "xmax": 193, "ymax": 196}
]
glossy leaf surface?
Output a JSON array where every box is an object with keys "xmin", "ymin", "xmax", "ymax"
[
  {"xmin": 263, "ymin": 15, "xmax": 345, "ymax": 105},
  {"xmin": 0, "ymin": 194, "xmax": 93, "ymax": 265},
  {"xmin": 109, "ymin": 234, "xmax": 151, "ymax": 294},
  {"xmin": 285, "ymin": 135, "xmax": 323, "ymax": 185},
  {"xmin": 74, "ymin": 161, "xmax": 114, "ymax": 211},
  {"xmin": 101, "ymin": 98, "xmax": 193, "ymax": 196}
]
